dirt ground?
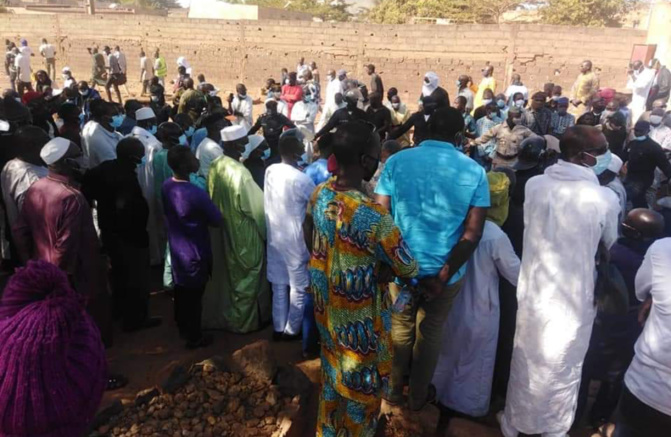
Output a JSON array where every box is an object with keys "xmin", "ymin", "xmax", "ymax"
[{"xmin": 102, "ymin": 292, "xmax": 602, "ymax": 437}]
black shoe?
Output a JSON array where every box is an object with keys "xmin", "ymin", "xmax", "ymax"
[
  {"xmin": 123, "ymin": 317, "xmax": 163, "ymax": 332},
  {"xmin": 282, "ymin": 333, "xmax": 301, "ymax": 342},
  {"xmin": 272, "ymin": 331, "xmax": 284, "ymax": 342},
  {"xmin": 410, "ymin": 384, "xmax": 437, "ymax": 411},
  {"xmin": 186, "ymin": 334, "xmax": 213, "ymax": 350}
]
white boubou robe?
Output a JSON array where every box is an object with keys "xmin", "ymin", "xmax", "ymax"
[
  {"xmin": 627, "ymin": 67, "xmax": 656, "ymax": 125},
  {"xmin": 129, "ymin": 126, "xmax": 164, "ymax": 265},
  {"xmin": 432, "ymin": 220, "xmax": 520, "ymax": 417},
  {"xmin": 500, "ymin": 160, "xmax": 620, "ymax": 437}
]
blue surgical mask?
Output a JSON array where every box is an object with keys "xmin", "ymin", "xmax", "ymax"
[
  {"xmin": 262, "ymin": 148, "xmax": 271, "ymax": 160},
  {"xmin": 497, "ymin": 99, "xmax": 506, "ymax": 108},
  {"xmin": 634, "ymin": 135, "xmax": 648, "ymax": 141},
  {"xmin": 136, "ymin": 155, "xmax": 147, "ymax": 170},
  {"xmin": 589, "ymin": 150, "xmax": 612, "ymax": 175},
  {"xmin": 110, "ymin": 114, "xmax": 124, "ymax": 129},
  {"xmin": 185, "ymin": 126, "xmax": 195, "ymax": 137},
  {"xmin": 148, "ymin": 125, "xmax": 157, "ymax": 135},
  {"xmin": 179, "ymin": 134, "xmax": 188, "ymax": 146}
]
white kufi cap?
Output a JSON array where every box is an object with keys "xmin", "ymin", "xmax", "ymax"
[
  {"xmin": 40, "ymin": 137, "xmax": 71, "ymax": 165},
  {"xmin": 221, "ymin": 125, "xmax": 247, "ymax": 142},
  {"xmin": 135, "ymin": 107, "xmax": 156, "ymax": 121}
]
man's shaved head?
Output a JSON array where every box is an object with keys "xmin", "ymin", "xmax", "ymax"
[{"xmin": 623, "ymin": 208, "xmax": 665, "ymax": 240}]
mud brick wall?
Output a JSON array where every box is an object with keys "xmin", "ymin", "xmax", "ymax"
[{"xmin": 0, "ymin": 14, "xmax": 646, "ymax": 103}]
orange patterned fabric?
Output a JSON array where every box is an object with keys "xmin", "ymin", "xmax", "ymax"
[{"xmin": 307, "ymin": 179, "xmax": 417, "ymax": 405}]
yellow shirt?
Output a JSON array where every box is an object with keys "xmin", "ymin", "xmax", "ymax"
[{"xmin": 474, "ymin": 77, "xmax": 497, "ymax": 112}]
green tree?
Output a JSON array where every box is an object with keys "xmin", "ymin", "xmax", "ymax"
[
  {"xmin": 367, "ymin": 0, "xmax": 526, "ymax": 24},
  {"xmin": 227, "ymin": 0, "xmax": 351, "ymax": 22},
  {"xmin": 540, "ymin": 0, "xmax": 637, "ymax": 27},
  {"xmin": 119, "ymin": 0, "xmax": 182, "ymax": 9}
]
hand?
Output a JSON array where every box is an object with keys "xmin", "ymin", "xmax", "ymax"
[
  {"xmin": 638, "ymin": 296, "xmax": 652, "ymax": 326},
  {"xmin": 419, "ymin": 276, "xmax": 443, "ymax": 302},
  {"xmin": 227, "ymin": 93, "xmax": 234, "ymax": 104},
  {"xmin": 571, "ymin": 99, "xmax": 581, "ymax": 107},
  {"xmin": 437, "ymin": 263, "xmax": 451, "ymax": 284}
]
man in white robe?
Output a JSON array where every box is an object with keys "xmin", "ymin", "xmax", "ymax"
[
  {"xmin": 81, "ymin": 100, "xmax": 122, "ymax": 169},
  {"xmin": 195, "ymin": 112, "xmax": 228, "ymax": 181},
  {"xmin": 499, "ymin": 126, "xmax": 620, "ymax": 437},
  {"xmin": 129, "ymin": 107, "xmax": 163, "ymax": 265},
  {"xmin": 433, "ymin": 171, "xmax": 520, "ymax": 418},
  {"xmin": 229, "ymin": 83, "xmax": 253, "ymax": 132},
  {"xmin": 264, "ymin": 134, "xmax": 315, "ymax": 339},
  {"xmin": 627, "ymin": 61, "xmax": 656, "ymax": 125},
  {"xmin": 324, "ymin": 69, "xmax": 346, "ymax": 114}
]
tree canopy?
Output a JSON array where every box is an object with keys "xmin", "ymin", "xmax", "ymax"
[
  {"xmin": 367, "ymin": 0, "xmax": 638, "ymax": 26},
  {"xmin": 226, "ymin": 0, "xmax": 352, "ymax": 22},
  {"xmin": 119, "ymin": 0, "xmax": 182, "ymax": 9},
  {"xmin": 540, "ymin": 0, "xmax": 637, "ymax": 27},
  {"xmin": 367, "ymin": 0, "xmax": 528, "ymax": 24}
]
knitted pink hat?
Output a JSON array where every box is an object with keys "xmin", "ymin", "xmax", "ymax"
[{"xmin": 0, "ymin": 260, "xmax": 107, "ymax": 437}]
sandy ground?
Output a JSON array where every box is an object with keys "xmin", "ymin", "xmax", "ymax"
[{"xmin": 101, "ymin": 291, "xmax": 602, "ymax": 437}]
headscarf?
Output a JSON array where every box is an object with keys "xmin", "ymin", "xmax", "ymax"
[
  {"xmin": 598, "ymin": 88, "xmax": 616, "ymax": 105},
  {"xmin": 422, "ymin": 72, "xmax": 440, "ymax": 97},
  {"xmin": 176, "ymin": 56, "xmax": 192, "ymax": 75},
  {"xmin": 486, "ymin": 171, "xmax": 510, "ymax": 226},
  {"xmin": 0, "ymin": 260, "xmax": 107, "ymax": 436}
]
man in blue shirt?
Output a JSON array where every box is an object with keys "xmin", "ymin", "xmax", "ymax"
[{"xmin": 375, "ymin": 106, "xmax": 490, "ymax": 411}]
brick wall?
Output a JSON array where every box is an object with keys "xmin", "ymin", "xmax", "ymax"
[{"xmin": 0, "ymin": 14, "xmax": 647, "ymax": 104}]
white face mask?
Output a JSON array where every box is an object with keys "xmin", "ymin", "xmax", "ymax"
[
  {"xmin": 650, "ymin": 115, "xmax": 663, "ymax": 126},
  {"xmin": 514, "ymin": 100, "xmax": 525, "ymax": 108},
  {"xmin": 482, "ymin": 99, "xmax": 492, "ymax": 106}
]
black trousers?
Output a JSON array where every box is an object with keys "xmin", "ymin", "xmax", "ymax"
[
  {"xmin": 174, "ymin": 284, "xmax": 205, "ymax": 343},
  {"xmin": 614, "ymin": 385, "xmax": 671, "ymax": 437},
  {"xmin": 624, "ymin": 179, "xmax": 650, "ymax": 209},
  {"xmin": 574, "ymin": 309, "xmax": 642, "ymax": 427},
  {"xmin": 108, "ymin": 240, "xmax": 150, "ymax": 330}
]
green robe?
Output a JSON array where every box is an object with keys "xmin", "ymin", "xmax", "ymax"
[{"xmin": 204, "ymin": 155, "xmax": 270, "ymax": 333}]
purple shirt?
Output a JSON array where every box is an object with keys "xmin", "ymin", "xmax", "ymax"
[{"xmin": 162, "ymin": 178, "xmax": 222, "ymax": 288}]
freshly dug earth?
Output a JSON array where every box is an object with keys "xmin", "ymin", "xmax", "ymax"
[{"xmin": 91, "ymin": 365, "xmax": 300, "ymax": 437}]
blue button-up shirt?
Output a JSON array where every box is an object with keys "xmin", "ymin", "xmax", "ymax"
[{"xmin": 375, "ymin": 140, "xmax": 490, "ymax": 283}]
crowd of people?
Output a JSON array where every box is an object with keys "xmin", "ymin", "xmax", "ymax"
[{"xmin": 1, "ymin": 36, "xmax": 671, "ymax": 437}]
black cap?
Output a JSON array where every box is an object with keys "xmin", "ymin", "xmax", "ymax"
[{"xmin": 513, "ymin": 136, "xmax": 546, "ymax": 171}]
